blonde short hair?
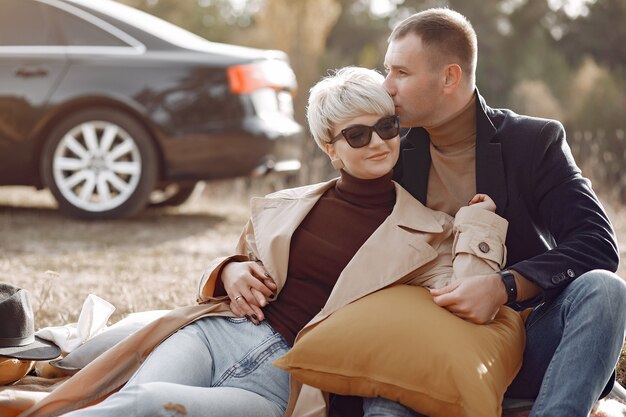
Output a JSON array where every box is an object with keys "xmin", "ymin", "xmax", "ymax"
[{"xmin": 307, "ymin": 67, "xmax": 394, "ymax": 150}]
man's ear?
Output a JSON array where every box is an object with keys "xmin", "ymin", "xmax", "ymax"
[{"xmin": 443, "ymin": 64, "xmax": 462, "ymax": 93}]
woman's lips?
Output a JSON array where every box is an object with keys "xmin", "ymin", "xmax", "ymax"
[{"xmin": 367, "ymin": 152, "xmax": 389, "ymax": 161}]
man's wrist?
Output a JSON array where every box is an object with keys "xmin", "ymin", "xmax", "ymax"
[{"xmin": 499, "ymin": 270, "xmax": 518, "ymax": 304}]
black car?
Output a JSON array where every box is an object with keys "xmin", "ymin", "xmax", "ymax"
[{"xmin": 0, "ymin": 0, "xmax": 303, "ymax": 219}]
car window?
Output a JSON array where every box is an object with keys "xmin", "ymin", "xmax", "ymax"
[
  {"xmin": 0, "ymin": 0, "xmax": 60, "ymax": 45},
  {"xmin": 71, "ymin": 0, "xmax": 211, "ymax": 50},
  {"xmin": 49, "ymin": 7, "xmax": 128, "ymax": 47}
]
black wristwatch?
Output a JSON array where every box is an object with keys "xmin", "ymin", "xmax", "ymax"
[{"xmin": 499, "ymin": 270, "xmax": 518, "ymax": 304}]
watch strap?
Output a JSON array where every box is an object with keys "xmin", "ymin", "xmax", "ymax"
[{"xmin": 499, "ymin": 270, "xmax": 518, "ymax": 304}]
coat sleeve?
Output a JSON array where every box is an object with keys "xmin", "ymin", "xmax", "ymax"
[
  {"xmin": 451, "ymin": 205, "xmax": 508, "ymax": 278},
  {"xmin": 196, "ymin": 219, "xmax": 258, "ymax": 304},
  {"xmin": 404, "ymin": 208, "xmax": 507, "ymax": 289},
  {"xmin": 508, "ymin": 121, "xmax": 619, "ymax": 298}
]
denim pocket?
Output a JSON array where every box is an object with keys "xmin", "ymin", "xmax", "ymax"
[
  {"xmin": 214, "ymin": 334, "xmax": 288, "ymax": 386},
  {"xmin": 209, "ymin": 320, "xmax": 291, "ymax": 411},
  {"xmin": 229, "ymin": 335, "xmax": 288, "ymax": 378}
]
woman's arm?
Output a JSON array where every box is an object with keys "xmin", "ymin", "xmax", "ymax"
[
  {"xmin": 196, "ymin": 219, "xmax": 276, "ymax": 323},
  {"xmin": 450, "ymin": 199, "xmax": 508, "ymax": 278}
]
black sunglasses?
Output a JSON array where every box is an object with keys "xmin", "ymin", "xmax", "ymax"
[{"xmin": 329, "ymin": 115, "xmax": 400, "ymax": 149}]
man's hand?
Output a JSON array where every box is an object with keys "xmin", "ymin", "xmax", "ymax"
[
  {"xmin": 221, "ymin": 261, "xmax": 277, "ymax": 324},
  {"xmin": 430, "ymin": 273, "xmax": 507, "ymax": 324}
]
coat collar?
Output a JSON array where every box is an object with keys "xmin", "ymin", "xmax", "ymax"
[
  {"xmin": 249, "ymin": 177, "xmax": 444, "ymax": 322},
  {"xmin": 398, "ymin": 89, "xmax": 507, "ymax": 215}
]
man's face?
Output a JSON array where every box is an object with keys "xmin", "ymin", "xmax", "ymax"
[{"xmin": 383, "ymin": 34, "xmax": 445, "ymax": 128}]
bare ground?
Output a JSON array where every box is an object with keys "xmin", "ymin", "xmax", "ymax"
[{"xmin": 0, "ymin": 181, "xmax": 255, "ymax": 326}]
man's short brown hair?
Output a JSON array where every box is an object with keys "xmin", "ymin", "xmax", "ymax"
[{"xmin": 389, "ymin": 8, "xmax": 477, "ymax": 84}]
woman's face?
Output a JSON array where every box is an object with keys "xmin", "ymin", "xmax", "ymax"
[{"xmin": 325, "ymin": 113, "xmax": 400, "ymax": 180}]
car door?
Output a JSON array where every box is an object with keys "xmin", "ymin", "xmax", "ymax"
[{"xmin": 0, "ymin": 0, "xmax": 69, "ymax": 184}]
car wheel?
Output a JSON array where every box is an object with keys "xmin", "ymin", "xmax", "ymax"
[
  {"xmin": 149, "ymin": 182, "xmax": 198, "ymax": 207},
  {"xmin": 41, "ymin": 108, "xmax": 158, "ymax": 219}
]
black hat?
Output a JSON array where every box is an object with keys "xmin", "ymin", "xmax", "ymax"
[{"xmin": 0, "ymin": 283, "xmax": 61, "ymax": 361}]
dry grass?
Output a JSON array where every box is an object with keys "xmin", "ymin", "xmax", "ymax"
[
  {"xmin": 1, "ymin": 181, "xmax": 626, "ymax": 387},
  {"xmin": 0, "ymin": 180, "xmax": 256, "ymax": 326}
]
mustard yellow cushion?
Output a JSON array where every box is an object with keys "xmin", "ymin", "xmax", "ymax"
[{"xmin": 274, "ymin": 285, "xmax": 525, "ymax": 417}]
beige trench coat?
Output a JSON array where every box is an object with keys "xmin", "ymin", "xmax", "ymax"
[{"xmin": 20, "ymin": 178, "xmax": 507, "ymax": 417}]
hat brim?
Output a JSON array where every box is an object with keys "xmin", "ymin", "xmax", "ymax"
[{"xmin": 0, "ymin": 336, "xmax": 61, "ymax": 361}]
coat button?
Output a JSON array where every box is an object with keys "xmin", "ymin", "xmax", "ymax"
[
  {"xmin": 567, "ymin": 269, "xmax": 575, "ymax": 277},
  {"xmin": 478, "ymin": 242, "xmax": 490, "ymax": 253},
  {"xmin": 551, "ymin": 272, "xmax": 566, "ymax": 284}
]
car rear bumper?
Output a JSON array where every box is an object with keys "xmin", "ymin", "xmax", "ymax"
[{"xmin": 159, "ymin": 114, "xmax": 304, "ymax": 182}]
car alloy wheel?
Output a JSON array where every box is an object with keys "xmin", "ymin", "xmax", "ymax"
[{"xmin": 42, "ymin": 108, "xmax": 157, "ymax": 219}]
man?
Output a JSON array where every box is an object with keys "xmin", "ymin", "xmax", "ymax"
[{"xmin": 383, "ymin": 8, "xmax": 626, "ymax": 417}]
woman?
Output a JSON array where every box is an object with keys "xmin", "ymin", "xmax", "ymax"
[{"xmin": 22, "ymin": 67, "xmax": 509, "ymax": 417}]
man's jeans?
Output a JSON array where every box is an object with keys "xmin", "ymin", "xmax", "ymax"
[
  {"xmin": 506, "ymin": 270, "xmax": 626, "ymax": 417},
  {"xmin": 363, "ymin": 270, "xmax": 626, "ymax": 417},
  {"xmin": 64, "ymin": 316, "xmax": 291, "ymax": 417}
]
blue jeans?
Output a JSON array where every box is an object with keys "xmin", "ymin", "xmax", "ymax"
[
  {"xmin": 506, "ymin": 270, "xmax": 626, "ymax": 417},
  {"xmin": 63, "ymin": 316, "xmax": 291, "ymax": 417},
  {"xmin": 363, "ymin": 270, "xmax": 626, "ymax": 417},
  {"xmin": 363, "ymin": 397, "xmax": 425, "ymax": 416}
]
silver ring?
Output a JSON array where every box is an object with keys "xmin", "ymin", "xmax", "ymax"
[{"xmin": 234, "ymin": 295, "xmax": 243, "ymax": 302}]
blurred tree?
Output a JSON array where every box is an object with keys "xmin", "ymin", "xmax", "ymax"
[
  {"xmin": 567, "ymin": 57, "xmax": 624, "ymax": 132},
  {"xmin": 243, "ymin": 0, "xmax": 341, "ymax": 110},
  {"xmin": 117, "ymin": 0, "xmax": 258, "ymax": 43},
  {"xmin": 561, "ymin": 56, "xmax": 626, "ymax": 200},
  {"xmin": 323, "ymin": 0, "xmax": 395, "ymax": 72},
  {"xmin": 486, "ymin": 0, "xmax": 572, "ymax": 107},
  {"xmin": 510, "ymin": 79, "xmax": 565, "ymax": 121},
  {"xmin": 243, "ymin": 0, "xmax": 342, "ymax": 182},
  {"xmin": 559, "ymin": 0, "xmax": 626, "ymax": 73}
]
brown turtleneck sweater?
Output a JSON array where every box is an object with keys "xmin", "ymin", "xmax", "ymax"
[
  {"xmin": 263, "ymin": 169, "xmax": 396, "ymax": 346},
  {"xmin": 425, "ymin": 93, "xmax": 477, "ymax": 216}
]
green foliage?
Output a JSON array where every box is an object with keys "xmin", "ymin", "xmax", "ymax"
[
  {"xmin": 117, "ymin": 0, "xmax": 258, "ymax": 43},
  {"xmin": 322, "ymin": 0, "xmax": 394, "ymax": 72},
  {"xmin": 559, "ymin": 0, "xmax": 626, "ymax": 72}
]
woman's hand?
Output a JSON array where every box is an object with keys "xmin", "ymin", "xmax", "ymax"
[
  {"xmin": 221, "ymin": 261, "xmax": 277, "ymax": 324},
  {"xmin": 467, "ymin": 194, "xmax": 496, "ymax": 212}
]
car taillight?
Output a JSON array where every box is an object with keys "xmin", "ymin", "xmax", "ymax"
[{"xmin": 227, "ymin": 60, "xmax": 297, "ymax": 95}]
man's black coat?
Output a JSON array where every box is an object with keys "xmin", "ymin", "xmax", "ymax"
[{"xmin": 394, "ymin": 91, "xmax": 619, "ymax": 305}]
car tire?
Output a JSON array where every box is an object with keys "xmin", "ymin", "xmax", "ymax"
[
  {"xmin": 41, "ymin": 108, "xmax": 158, "ymax": 220},
  {"xmin": 149, "ymin": 182, "xmax": 198, "ymax": 207}
]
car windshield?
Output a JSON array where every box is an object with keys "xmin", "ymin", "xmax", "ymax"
[{"xmin": 67, "ymin": 0, "xmax": 215, "ymax": 51}]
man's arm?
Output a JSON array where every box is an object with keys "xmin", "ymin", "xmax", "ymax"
[
  {"xmin": 508, "ymin": 120, "xmax": 619, "ymax": 300},
  {"xmin": 432, "ymin": 120, "xmax": 618, "ymax": 321}
]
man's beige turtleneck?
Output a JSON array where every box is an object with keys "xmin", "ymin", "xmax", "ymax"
[{"xmin": 425, "ymin": 93, "xmax": 477, "ymax": 216}]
